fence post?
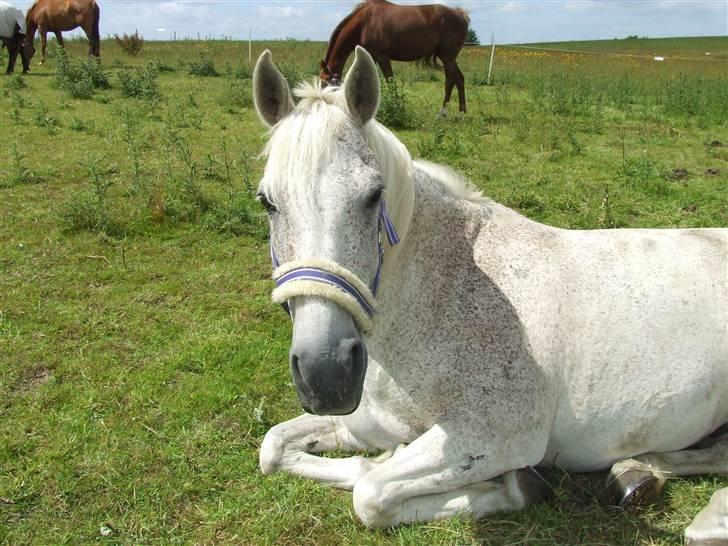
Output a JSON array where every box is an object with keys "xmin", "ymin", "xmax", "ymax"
[{"xmin": 487, "ymin": 33, "xmax": 496, "ymax": 85}]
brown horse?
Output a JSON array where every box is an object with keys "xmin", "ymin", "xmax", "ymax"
[
  {"xmin": 320, "ymin": 0, "xmax": 469, "ymax": 114},
  {"xmin": 25, "ymin": 0, "xmax": 100, "ymax": 65}
]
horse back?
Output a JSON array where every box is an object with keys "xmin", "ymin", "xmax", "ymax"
[
  {"xmin": 361, "ymin": 1, "xmax": 468, "ymax": 60},
  {"xmin": 27, "ymin": 0, "xmax": 95, "ymax": 29}
]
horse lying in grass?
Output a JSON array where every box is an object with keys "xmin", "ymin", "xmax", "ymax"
[
  {"xmin": 319, "ymin": 0, "xmax": 469, "ymax": 114},
  {"xmin": 0, "ymin": 0, "xmax": 30, "ymax": 74},
  {"xmin": 252, "ymin": 46, "xmax": 728, "ymax": 543}
]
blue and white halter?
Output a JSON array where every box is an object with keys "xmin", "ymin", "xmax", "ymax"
[{"xmin": 270, "ymin": 201, "xmax": 400, "ymax": 330}]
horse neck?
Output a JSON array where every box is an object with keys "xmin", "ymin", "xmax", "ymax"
[
  {"xmin": 325, "ymin": 15, "xmax": 362, "ymax": 75},
  {"xmin": 25, "ymin": 7, "xmax": 38, "ymax": 37},
  {"xmin": 376, "ymin": 167, "xmax": 480, "ymax": 320}
]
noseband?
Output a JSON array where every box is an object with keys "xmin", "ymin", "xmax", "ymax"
[{"xmin": 270, "ymin": 201, "xmax": 400, "ymax": 331}]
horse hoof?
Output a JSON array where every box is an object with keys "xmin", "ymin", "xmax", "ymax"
[
  {"xmin": 605, "ymin": 466, "xmax": 663, "ymax": 507},
  {"xmin": 516, "ymin": 466, "xmax": 555, "ymax": 504}
]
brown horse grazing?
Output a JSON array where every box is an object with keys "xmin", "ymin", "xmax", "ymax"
[
  {"xmin": 319, "ymin": 0, "xmax": 469, "ymax": 114},
  {"xmin": 25, "ymin": 0, "xmax": 100, "ymax": 65}
]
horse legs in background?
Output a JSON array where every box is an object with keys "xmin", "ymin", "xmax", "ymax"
[
  {"xmin": 81, "ymin": 21, "xmax": 99, "ymax": 59},
  {"xmin": 369, "ymin": 51, "xmax": 393, "ymax": 80},
  {"xmin": 454, "ymin": 63, "xmax": 466, "ymax": 113},
  {"xmin": 54, "ymin": 31, "xmax": 64, "ymax": 49},
  {"xmin": 38, "ymin": 29, "xmax": 47, "ymax": 64},
  {"xmin": 3, "ymin": 25, "xmax": 30, "ymax": 74},
  {"xmin": 440, "ymin": 58, "xmax": 466, "ymax": 116},
  {"xmin": 606, "ymin": 435, "xmax": 728, "ymax": 544}
]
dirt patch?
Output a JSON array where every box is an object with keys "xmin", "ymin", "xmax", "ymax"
[
  {"xmin": 668, "ymin": 168, "xmax": 689, "ymax": 180},
  {"xmin": 708, "ymin": 140, "xmax": 724, "ymax": 148},
  {"xmin": 681, "ymin": 204, "xmax": 698, "ymax": 213},
  {"xmin": 704, "ymin": 168, "xmax": 720, "ymax": 176},
  {"xmin": 15, "ymin": 367, "xmax": 52, "ymax": 393}
]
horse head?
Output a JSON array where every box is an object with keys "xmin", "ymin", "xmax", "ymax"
[
  {"xmin": 23, "ymin": 34, "xmax": 36, "ymax": 63},
  {"xmin": 319, "ymin": 60, "xmax": 341, "ymax": 87},
  {"xmin": 254, "ymin": 47, "xmax": 387, "ymax": 416}
]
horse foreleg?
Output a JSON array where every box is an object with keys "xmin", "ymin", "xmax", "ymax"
[
  {"xmin": 440, "ymin": 59, "xmax": 458, "ymax": 117},
  {"xmin": 351, "ymin": 425, "xmax": 552, "ymax": 528},
  {"xmin": 454, "ymin": 63, "xmax": 466, "ymax": 113},
  {"xmin": 54, "ymin": 31, "xmax": 64, "ymax": 49},
  {"xmin": 81, "ymin": 24, "xmax": 95, "ymax": 57},
  {"xmin": 39, "ymin": 30, "xmax": 47, "ymax": 65},
  {"xmin": 259, "ymin": 414, "xmax": 389, "ymax": 490}
]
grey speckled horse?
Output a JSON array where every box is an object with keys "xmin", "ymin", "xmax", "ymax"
[{"xmin": 252, "ymin": 47, "xmax": 728, "ymax": 542}]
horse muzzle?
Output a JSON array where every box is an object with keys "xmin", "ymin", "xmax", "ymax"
[
  {"xmin": 288, "ymin": 298, "xmax": 368, "ymax": 415},
  {"xmin": 290, "ymin": 335, "xmax": 368, "ymax": 415}
]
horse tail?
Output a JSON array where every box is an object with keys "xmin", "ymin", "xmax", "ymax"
[
  {"xmin": 454, "ymin": 7, "xmax": 470, "ymax": 27},
  {"xmin": 91, "ymin": 0, "xmax": 100, "ymax": 55}
]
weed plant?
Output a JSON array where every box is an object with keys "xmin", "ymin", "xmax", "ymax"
[
  {"xmin": 188, "ymin": 54, "xmax": 219, "ymax": 77},
  {"xmin": 2, "ymin": 144, "xmax": 42, "ymax": 187},
  {"xmin": 33, "ymin": 101, "xmax": 60, "ymax": 133},
  {"xmin": 114, "ymin": 31, "xmax": 144, "ymax": 56},
  {"xmin": 118, "ymin": 64, "xmax": 161, "ymax": 101},
  {"xmin": 378, "ymin": 77, "xmax": 414, "ymax": 129},
  {"xmin": 54, "ymin": 47, "xmax": 110, "ymax": 99},
  {"xmin": 61, "ymin": 159, "xmax": 121, "ymax": 235},
  {"xmin": 4, "ymin": 74, "xmax": 26, "ymax": 90}
]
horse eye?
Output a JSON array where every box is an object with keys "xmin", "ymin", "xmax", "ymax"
[
  {"xmin": 256, "ymin": 192, "xmax": 277, "ymax": 214},
  {"xmin": 365, "ymin": 187, "xmax": 384, "ymax": 209}
]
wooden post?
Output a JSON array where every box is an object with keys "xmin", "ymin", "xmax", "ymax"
[
  {"xmin": 173, "ymin": 31, "xmax": 176, "ymax": 41},
  {"xmin": 487, "ymin": 33, "xmax": 496, "ymax": 85},
  {"xmin": 248, "ymin": 28, "xmax": 252, "ymax": 62}
]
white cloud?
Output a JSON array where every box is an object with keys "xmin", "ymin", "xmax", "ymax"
[
  {"xmin": 255, "ymin": 5, "xmax": 305, "ymax": 19},
  {"xmin": 499, "ymin": 1, "xmax": 528, "ymax": 13}
]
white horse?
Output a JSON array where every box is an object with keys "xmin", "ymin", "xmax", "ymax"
[{"xmin": 252, "ymin": 47, "xmax": 728, "ymax": 542}]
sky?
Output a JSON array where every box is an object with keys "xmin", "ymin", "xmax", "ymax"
[{"xmin": 13, "ymin": 0, "xmax": 728, "ymax": 44}]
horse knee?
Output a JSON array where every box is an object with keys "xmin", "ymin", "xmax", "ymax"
[
  {"xmin": 353, "ymin": 475, "xmax": 395, "ymax": 528},
  {"xmin": 259, "ymin": 425, "xmax": 286, "ymax": 474}
]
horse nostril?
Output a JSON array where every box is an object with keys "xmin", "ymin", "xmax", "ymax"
[
  {"xmin": 290, "ymin": 351, "xmax": 303, "ymax": 385},
  {"xmin": 338, "ymin": 338, "xmax": 366, "ymax": 375}
]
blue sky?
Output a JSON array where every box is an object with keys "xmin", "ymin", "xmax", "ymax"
[{"xmin": 14, "ymin": 0, "xmax": 728, "ymax": 44}]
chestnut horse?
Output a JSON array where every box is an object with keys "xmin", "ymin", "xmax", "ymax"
[
  {"xmin": 319, "ymin": 0, "xmax": 469, "ymax": 114},
  {"xmin": 25, "ymin": 0, "xmax": 100, "ymax": 65}
]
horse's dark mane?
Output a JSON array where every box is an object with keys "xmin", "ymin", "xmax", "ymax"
[
  {"xmin": 323, "ymin": 1, "xmax": 369, "ymax": 64},
  {"xmin": 26, "ymin": 1, "xmax": 39, "ymax": 20}
]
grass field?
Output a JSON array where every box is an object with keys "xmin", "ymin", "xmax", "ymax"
[{"xmin": 1, "ymin": 35, "xmax": 727, "ymax": 544}]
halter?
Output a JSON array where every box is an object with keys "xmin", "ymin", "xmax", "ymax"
[{"xmin": 270, "ymin": 201, "xmax": 400, "ymax": 331}]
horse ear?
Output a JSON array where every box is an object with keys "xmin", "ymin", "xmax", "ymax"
[
  {"xmin": 343, "ymin": 46, "xmax": 380, "ymax": 124},
  {"xmin": 253, "ymin": 49, "xmax": 294, "ymax": 127}
]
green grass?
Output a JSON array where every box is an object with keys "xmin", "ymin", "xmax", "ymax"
[{"xmin": 1, "ymin": 36, "xmax": 727, "ymax": 544}]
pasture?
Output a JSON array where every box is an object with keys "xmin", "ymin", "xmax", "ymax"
[{"xmin": 1, "ymin": 35, "xmax": 727, "ymax": 544}]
